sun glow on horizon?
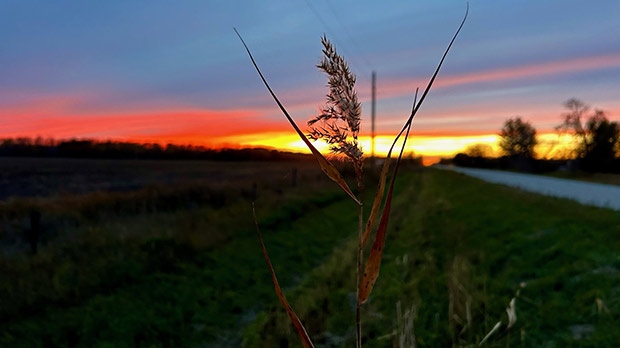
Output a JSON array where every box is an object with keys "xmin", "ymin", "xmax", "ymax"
[
  {"xmin": 216, "ymin": 132, "xmax": 501, "ymax": 162},
  {"xmin": 214, "ymin": 131, "xmax": 578, "ymax": 165},
  {"xmin": 0, "ymin": 128, "xmax": 580, "ymax": 167}
]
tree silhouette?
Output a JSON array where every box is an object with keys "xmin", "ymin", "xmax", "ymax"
[
  {"xmin": 583, "ymin": 110, "xmax": 620, "ymax": 172},
  {"xmin": 465, "ymin": 143, "xmax": 494, "ymax": 158},
  {"xmin": 556, "ymin": 98, "xmax": 620, "ymax": 172},
  {"xmin": 499, "ymin": 117, "xmax": 537, "ymax": 158},
  {"xmin": 556, "ymin": 98, "xmax": 591, "ymax": 158},
  {"xmin": 0, "ymin": 137, "xmax": 315, "ymax": 162}
]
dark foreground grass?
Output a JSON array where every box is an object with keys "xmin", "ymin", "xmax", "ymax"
[
  {"xmin": 549, "ymin": 170, "xmax": 620, "ymax": 187},
  {"xmin": 2, "ymin": 167, "xmax": 619, "ymax": 347},
  {"xmin": 0, "ymin": 173, "xmax": 359, "ymax": 347},
  {"xmin": 0, "ymin": 190, "xmax": 355, "ymax": 347},
  {"xmin": 245, "ymin": 167, "xmax": 620, "ymax": 347}
]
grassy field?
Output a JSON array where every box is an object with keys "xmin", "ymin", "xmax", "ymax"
[
  {"xmin": 245, "ymin": 168, "xmax": 620, "ymax": 347},
  {"xmin": 0, "ymin": 157, "xmax": 325, "ymax": 199},
  {"xmin": 1, "ymin": 158, "xmax": 340, "ymax": 346},
  {"xmin": 1, "ymin": 160, "xmax": 619, "ymax": 347}
]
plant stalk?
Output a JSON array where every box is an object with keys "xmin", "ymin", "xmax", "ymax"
[
  {"xmin": 355, "ymin": 169, "xmax": 364, "ymax": 348},
  {"xmin": 356, "ymin": 202, "xmax": 363, "ymax": 348}
]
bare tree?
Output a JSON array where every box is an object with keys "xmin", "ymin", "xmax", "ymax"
[
  {"xmin": 556, "ymin": 98, "xmax": 620, "ymax": 171},
  {"xmin": 556, "ymin": 98, "xmax": 590, "ymax": 157}
]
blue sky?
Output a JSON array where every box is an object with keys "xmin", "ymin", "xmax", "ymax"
[{"xmin": 1, "ymin": 0, "xmax": 619, "ymax": 156}]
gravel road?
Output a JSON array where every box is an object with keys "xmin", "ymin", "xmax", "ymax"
[{"xmin": 435, "ymin": 165, "xmax": 620, "ymax": 211}]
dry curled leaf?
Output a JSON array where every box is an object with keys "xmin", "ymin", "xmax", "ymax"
[
  {"xmin": 252, "ymin": 204, "xmax": 315, "ymax": 348},
  {"xmin": 358, "ymin": 4, "xmax": 468, "ymax": 304}
]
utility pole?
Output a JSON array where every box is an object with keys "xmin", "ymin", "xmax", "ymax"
[{"xmin": 371, "ymin": 71, "xmax": 376, "ymax": 167}]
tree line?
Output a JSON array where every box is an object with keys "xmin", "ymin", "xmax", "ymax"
[
  {"xmin": 0, "ymin": 138, "xmax": 314, "ymax": 162},
  {"xmin": 451, "ymin": 98, "xmax": 620, "ymax": 173}
]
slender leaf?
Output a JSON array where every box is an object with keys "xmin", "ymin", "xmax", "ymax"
[
  {"xmin": 252, "ymin": 204, "xmax": 315, "ymax": 348},
  {"xmin": 235, "ymin": 29, "xmax": 361, "ymax": 206},
  {"xmin": 407, "ymin": 3, "xmax": 468, "ymax": 126},
  {"xmin": 359, "ymin": 118, "xmax": 412, "ymax": 304},
  {"xmin": 479, "ymin": 322, "xmax": 502, "ymax": 346},
  {"xmin": 361, "ymin": 144, "xmax": 391, "ymax": 247},
  {"xmin": 359, "ymin": 4, "xmax": 468, "ymax": 303}
]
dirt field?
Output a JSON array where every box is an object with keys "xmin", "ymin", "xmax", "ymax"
[{"xmin": 0, "ymin": 157, "xmax": 323, "ymax": 200}]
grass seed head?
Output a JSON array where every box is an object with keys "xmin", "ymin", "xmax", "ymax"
[{"xmin": 308, "ymin": 35, "xmax": 363, "ymax": 166}]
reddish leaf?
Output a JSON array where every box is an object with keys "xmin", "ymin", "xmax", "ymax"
[
  {"xmin": 358, "ymin": 178, "xmax": 395, "ymax": 304},
  {"xmin": 361, "ymin": 152, "xmax": 391, "ymax": 246},
  {"xmin": 253, "ymin": 205, "xmax": 315, "ymax": 348},
  {"xmin": 359, "ymin": 4, "xmax": 468, "ymax": 303},
  {"xmin": 359, "ymin": 113, "xmax": 413, "ymax": 304}
]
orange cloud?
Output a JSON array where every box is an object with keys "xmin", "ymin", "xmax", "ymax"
[
  {"xmin": 2, "ymin": 52, "xmax": 618, "ymax": 158},
  {"xmin": 378, "ymin": 53, "xmax": 620, "ymax": 100},
  {"xmin": 0, "ymin": 100, "xmax": 290, "ymax": 146},
  {"xmin": 226, "ymin": 53, "xmax": 620, "ymax": 139}
]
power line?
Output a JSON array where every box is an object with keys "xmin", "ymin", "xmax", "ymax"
[
  {"xmin": 322, "ymin": 0, "xmax": 375, "ymax": 71},
  {"xmin": 301, "ymin": 0, "xmax": 374, "ymax": 74},
  {"xmin": 301, "ymin": 0, "xmax": 379, "ymax": 145}
]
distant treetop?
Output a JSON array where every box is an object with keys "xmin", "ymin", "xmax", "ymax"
[{"xmin": 0, "ymin": 137, "xmax": 314, "ymax": 162}]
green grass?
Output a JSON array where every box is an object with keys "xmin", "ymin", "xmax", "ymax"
[
  {"xmin": 243, "ymin": 168, "xmax": 620, "ymax": 347},
  {"xmin": 2, "ymin": 166, "xmax": 619, "ymax": 347},
  {"xmin": 0, "ymin": 165, "xmax": 358, "ymax": 347},
  {"xmin": 548, "ymin": 170, "xmax": 620, "ymax": 187}
]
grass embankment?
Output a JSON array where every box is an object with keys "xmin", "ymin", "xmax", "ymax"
[
  {"xmin": 0, "ymin": 161, "xmax": 359, "ymax": 347},
  {"xmin": 2, "ymin": 167, "xmax": 619, "ymax": 347},
  {"xmin": 549, "ymin": 170, "xmax": 620, "ymax": 187},
  {"xmin": 245, "ymin": 168, "xmax": 620, "ymax": 347}
]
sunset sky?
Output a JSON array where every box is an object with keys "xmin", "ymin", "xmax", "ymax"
[{"xmin": 1, "ymin": 1, "xmax": 619, "ymax": 162}]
